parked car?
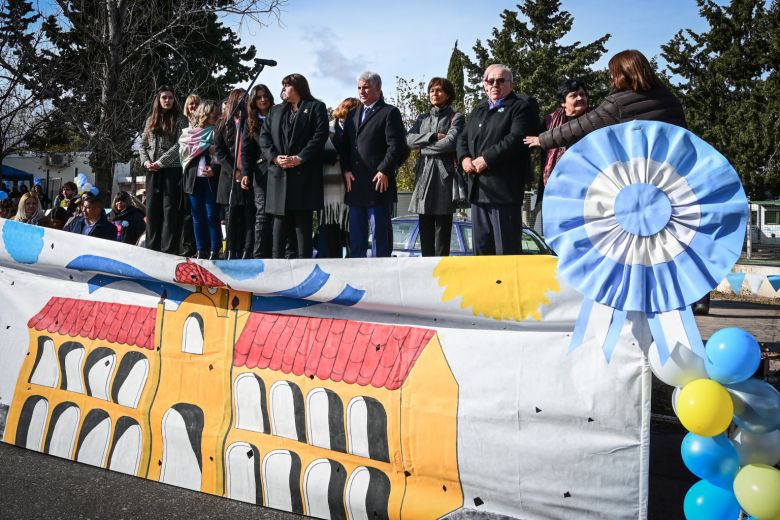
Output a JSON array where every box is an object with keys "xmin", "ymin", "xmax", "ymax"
[{"xmin": 390, "ymin": 214, "xmax": 554, "ymax": 257}]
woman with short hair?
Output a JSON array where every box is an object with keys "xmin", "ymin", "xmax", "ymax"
[
  {"xmin": 108, "ymin": 191, "xmax": 146, "ymax": 245},
  {"xmin": 406, "ymin": 77, "xmax": 465, "ymax": 257},
  {"xmin": 139, "ymin": 85, "xmax": 188, "ymax": 254},
  {"xmin": 259, "ymin": 73, "xmax": 329, "ymax": 259}
]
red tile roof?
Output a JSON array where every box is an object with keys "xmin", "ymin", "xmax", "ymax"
[
  {"xmin": 27, "ymin": 297, "xmax": 157, "ymax": 350},
  {"xmin": 234, "ymin": 313, "xmax": 435, "ymax": 390}
]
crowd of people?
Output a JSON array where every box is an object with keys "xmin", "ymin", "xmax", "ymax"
[{"xmin": 3, "ymin": 49, "xmax": 687, "ymax": 260}]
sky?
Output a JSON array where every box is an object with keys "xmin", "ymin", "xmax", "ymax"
[{"xmin": 233, "ymin": 0, "xmax": 713, "ymax": 108}]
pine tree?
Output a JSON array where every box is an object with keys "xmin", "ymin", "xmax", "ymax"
[
  {"xmin": 446, "ymin": 41, "xmax": 465, "ymax": 113},
  {"xmin": 662, "ymin": 0, "xmax": 779, "ymax": 198},
  {"xmin": 461, "ymin": 0, "xmax": 610, "ymax": 114}
]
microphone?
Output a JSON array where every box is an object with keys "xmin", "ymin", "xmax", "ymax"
[{"xmin": 256, "ymin": 58, "xmax": 277, "ymax": 67}]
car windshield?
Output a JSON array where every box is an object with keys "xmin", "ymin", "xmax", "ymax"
[
  {"xmin": 413, "ymin": 225, "xmax": 463, "ymax": 253},
  {"xmin": 392, "ymin": 220, "xmax": 416, "ymax": 250}
]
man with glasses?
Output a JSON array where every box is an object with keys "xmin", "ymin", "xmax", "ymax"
[{"xmin": 457, "ymin": 64, "xmax": 540, "ymax": 255}]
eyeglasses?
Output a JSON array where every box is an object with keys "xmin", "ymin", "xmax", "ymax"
[{"xmin": 484, "ymin": 78, "xmax": 507, "ymax": 86}]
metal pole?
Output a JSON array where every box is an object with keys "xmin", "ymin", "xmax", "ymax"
[{"xmin": 746, "ymin": 199, "xmax": 752, "ymax": 260}]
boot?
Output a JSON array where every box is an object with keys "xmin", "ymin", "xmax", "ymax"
[
  {"xmin": 209, "ymin": 250, "xmax": 221, "ymax": 261},
  {"xmin": 242, "ymin": 249, "xmax": 252, "ymax": 260}
]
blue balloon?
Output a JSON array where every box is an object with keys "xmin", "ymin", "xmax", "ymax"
[
  {"xmin": 681, "ymin": 433, "xmax": 740, "ymax": 488},
  {"xmin": 0, "ymin": 191, "xmax": 7, "ymax": 201},
  {"xmin": 705, "ymin": 328, "xmax": 761, "ymax": 384},
  {"xmin": 683, "ymin": 480, "xmax": 741, "ymax": 520}
]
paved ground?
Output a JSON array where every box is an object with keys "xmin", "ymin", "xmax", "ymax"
[{"xmin": 0, "ymin": 297, "xmax": 777, "ymax": 520}]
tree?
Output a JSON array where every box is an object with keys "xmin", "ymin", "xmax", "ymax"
[
  {"xmin": 12, "ymin": 0, "xmax": 283, "ymax": 200},
  {"xmin": 461, "ymin": 0, "xmax": 610, "ymax": 114},
  {"xmin": 0, "ymin": 0, "xmax": 50, "ymax": 173},
  {"xmin": 662, "ymin": 0, "xmax": 780, "ymax": 199},
  {"xmin": 446, "ymin": 41, "xmax": 466, "ymax": 113},
  {"xmin": 387, "ymin": 76, "xmax": 428, "ymax": 192}
]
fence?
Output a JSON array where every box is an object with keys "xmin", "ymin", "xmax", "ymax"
[{"xmin": 744, "ymin": 200, "xmax": 780, "ymax": 265}]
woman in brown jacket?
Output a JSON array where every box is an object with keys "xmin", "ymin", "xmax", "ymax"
[{"xmin": 525, "ymin": 49, "xmax": 686, "ymax": 151}]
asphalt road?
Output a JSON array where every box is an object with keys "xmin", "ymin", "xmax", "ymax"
[{"xmin": 1, "ymin": 297, "xmax": 777, "ymax": 520}]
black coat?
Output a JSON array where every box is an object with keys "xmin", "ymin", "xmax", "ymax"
[
  {"xmin": 538, "ymin": 88, "xmax": 687, "ymax": 149},
  {"xmin": 340, "ymin": 99, "xmax": 408, "ymax": 207},
  {"xmin": 242, "ymin": 116, "xmax": 270, "ymax": 189},
  {"xmin": 456, "ymin": 92, "xmax": 540, "ymax": 204},
  {"xmin": 182, "ymin": 152, "xmax": 220, "ymax": 195},
  {"xmin": 215, "ymin": 123, "xmax": 252, "ymax": 207},
  {"xmin": 108, "ymin": 205, "xmax": 146, "ymax": 245},
  {"xmin": 259, "ymin": 99, "xmax": 329, "ymax": 215},
  {"xmin": 64, "ymin": 214, "xmax": 117, "ymax": 241}
]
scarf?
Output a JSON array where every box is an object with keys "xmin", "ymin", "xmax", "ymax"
[
  {"xmin": 542, "ymin": 107, "xmax": 591, "ymax": 186},
  {"xmin": 179, "ymin": 125, "xmax": 215, "ymax": 169}
]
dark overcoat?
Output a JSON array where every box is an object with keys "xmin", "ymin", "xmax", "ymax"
[
  {"xmin": 340, "ymin": 99, "xmax": 408, "ymax": 207},
  {"xmin": 259, "ymin": 99, "xmax": 329, "ymax": 215}
]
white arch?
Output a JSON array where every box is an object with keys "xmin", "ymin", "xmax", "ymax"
[
  {"xmin": 47, "ymin": 405, "xmax": 80, "ymax": 459},
  {"xmin": 346, "ymin": 398, "xmax": 370, "ymax": 458},
  {"xmin": 25, "ymin": 398, "xmax": 49, "ymax": 451},
  {"xmin": 234, "ymin": 373, "xmax": 265, "ymax": 433},
  {"xmin": 270, "ymin": 381, "xmax": 302, "ymax": 441},
  {"xmin": 30, "ymin": 338, "xmax": 59, "ymax": 388},
  {"xmin": 226, "ymin": 442, "xmax": 259, "ymax": 504},
  {"xmin": 76, "ymin": 416, "xmax": 111, "ymax": 467},
  {"xmin": 160, "ymin": 407, "xmax": 202, "ymax": 491},
  {"xmin": 87, "ymin": 351, "xmax": 116, "ymax": 401},
  {"xmin": 62, "ymin": 346, "xmax": 85, "ymax": 393},
  {"xmin": 307, "ymin": 388, "xmax": 334, "ymax": 450},
  {"xmin": 182, "ymin": 314, "xmax": 204, "ymax": 355},
  {"xmin": 304, "ymin": 459, "xmax": 338, "ymax": 519},
  {"xmin": 345, "ymin": 467, "xmax": 371, "ymax": 520},
  {"xmin": 262, "ymin": 450, "xmax": 298, "ymax": 511},
  {"xmin": 108, "ymin": 422, "xmax": 142, "ymax": 476},
  {"xmin": 116, "ymin": 357, "xmax": 149, "ymax": 408}
]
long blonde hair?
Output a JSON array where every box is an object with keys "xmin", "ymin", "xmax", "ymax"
[
  {"xmin": 14, "ymin": 193, "xmax": 46, "ymax": 223},
  {"xmin": 194, "ymin": 100, "xmax": 221, "ymax": 128},
  {"xmin": 184, "ymin": 94, "xmax": 201, "ymax": 122}
]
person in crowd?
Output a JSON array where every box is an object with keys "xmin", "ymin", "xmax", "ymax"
[
  {"xmin": 216, "ymin": 88, "xmax": 255, "ymax": 259},
  {"xmin": 31, "ymin": 184, "xmax": 50, "ymax": 210},
  {"xmin": 13, "ymin": 193, "xmax": 52, "ymax": 227},
  {"xmin": 457, "ymin": 64, "xmax": 539, "ymax": 255},
  {"xmin": 406, "ymin": 77, "xmax": 465, "ymax": 257},
  {"xmin": 180, "ymin": 100, "xmax": 223, "ymax": 260},
  {"xmin": 19, "ymin": 184, "xmax": 29, "ymax": 196},
  {"xmin": 316, "ymin": 97, "xmax": 359, "ymax": 258},
  {"xmin": 259, "ymin": 74, "xmax": 328, "ymax": 259},
  {"xmin": 109, "ymin": 191, "xmax": 146, "ymax": 245},
  {"xmin": 0, "ymin": 199, "xmax": 15, "ymax": 219},
  {"xmin": 341, "ymin": 71, "xmax": 408, "ymax": 257},
  {"xmin": 528, "ymin": 50, "xmax": 686, "ymax": 150},
  {"xmin": 183, "ymin": 94, "xmax": 201, "ymax": 126},
  {"xmin": 49, "ymin": 207, "xmax": 68, "ymax": 230},
  {"xmin": 64, "ymin": 194, "xmax": 116, "ymax": 240},
  {"xmin": 241, "ymin": 84, "xmax": 275, "ymax": 258},
  {"xmin": 53, "ymin": 181, "xmax": 79, "ymax": 218},
  {"xmin": 140, "ymin": 85, "xmax": 188, "ymax": 254}
]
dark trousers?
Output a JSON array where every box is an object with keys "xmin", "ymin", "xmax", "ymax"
[
  {"xmin": 272, "ymin": 210, "xmax": 312, "ymax": 259},
  {"xmin": 348, "ymin": 204, "xmax": 392, "ymax": 258},
  {"xmin": 188, "ymin": 177, "xmax": 222, "ymax": 253},
  {"xmin": 253, "ymin": 179, "xmax": 273, "ymax": 259},
  {"xmin": 145, "ymin": 167, "xmax": 182, "ymax": 254},
  {"xmin": 179, "ymin": 195, "xmax": 196, "ymax": 256},
  {"xmin": 419, "ymin": 214, "xmax": 453, "ymax": 256},
  {"xmin": 318, "ymin": 223, "xmax": 345, "ymax": 258},
  {"xmin": 471, "ymin": 202, "xmax": 523, "ymax": 255},
  {"xmin": 226, "ymin": 194, "xmax": 255, "ymax": 258}
]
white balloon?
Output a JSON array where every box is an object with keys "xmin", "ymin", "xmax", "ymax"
[
  {"xmin": 731, "ymin": 428, "xmax": 780, "ymax": 466},
  {"xmin": 648, "ymin": 341, "xmax": 708, "ymax": 387},
  {"xmin": 672, "ymin": 387, "xmax": 681, "ymax": 415}
]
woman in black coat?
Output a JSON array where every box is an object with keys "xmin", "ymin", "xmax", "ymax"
[
  {"xmin": 259, "ymin": 73, "xmax": 329, "ymax": 259},
  {"xmin": 241, "ymin": 84, "xmax": 275, "ymax": 259},
  {"xmin": 108, "ymin": 191, "xmax": 146, "ymax": 245},
  {"xmin": 216, "ymin": 88, "xmax": 255, "ymax": 259}
]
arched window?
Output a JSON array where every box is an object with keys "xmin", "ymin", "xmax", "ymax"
[
  {"xmin": 347, "ymin": 397, "xmax": 389, "ymax": 462},
  {"xmin": 182, "ymin": 313, "xmax": 204, "ymax": 355},
  {"xmin": 304, "ymin": 459, "xmax": 347, "ymax": 520},
  {"xmin": 58, "ymin": 341, "xmax": 85, "ymax": 393},
  {"xmin": 29, "ymin": 336, "xmax": 59, "ymax": 388},
  {"xmin": 107, "ymin": 417, "xmax": 142, "ymax": 476},
  {"xmin": 83, "ymin": 347, "xmax": 116, "ymax": 401},
  {"xmin": 160, "ymin": 403, "xmax": 204, "ymax": 491},
  {"xmin": 269, "ymin": 381, "xmax": 306, "ymax": 442},
  {"xmin": 262, "ymin": 450, "xmax": 303, "ymax": 513},
  {"xmin": 75, "ymin": 409, "xmax": 111, "ymax": 467},
  {"xmin": 112, "ymin": 352, "xmax": 149, "ymax": 408},
  {"xmin": 234, "ymin": 373, "xmax": 269, "ymax": 433},
  {"xmin": 44, "ymin": 402, "xmax": 80, "ymax": 459},
  {"xmin": 307, "ymin": 388, "xmax": 346, "ymax": 452},
  {"xmin": 225, "ymin": 441, "xmax": 262, "ymax": 504},
  {"xmin": 346, "ymin": 467, "xmax": 391, "ymax": 520},
  {"xmin": 14, "ymin": 395, "xmax": 48, "ymax": 451}
]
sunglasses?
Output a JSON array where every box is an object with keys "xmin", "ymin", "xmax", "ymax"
[{"xmin": 484, "ymin": 78, "xmax": 508, "ymax": 86}]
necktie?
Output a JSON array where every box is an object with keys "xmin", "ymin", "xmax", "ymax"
[{"xmin": 361, "ymin": 106, "xmax": 371, "ymax": 124}]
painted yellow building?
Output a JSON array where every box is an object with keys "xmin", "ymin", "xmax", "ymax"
[{"xmin": 5, "ymin": 287, "xmax": 462, "ymax": 519}]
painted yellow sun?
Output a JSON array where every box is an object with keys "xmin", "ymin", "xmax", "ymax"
[{"xmin": 433, "ymin": 256, "xmax": 561, "ymax": 321}]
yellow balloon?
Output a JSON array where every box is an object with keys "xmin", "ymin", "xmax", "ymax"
[
  {"xmin": 734, "ymin": 464, "xmax": 780, "ymax": 520},
  {"xmin": 676, "ymin": 379, "xmax": 733, "ymax": 436}
]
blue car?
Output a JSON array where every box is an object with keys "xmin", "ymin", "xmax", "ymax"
[{"xmin": 390, "ymin": 214, "xmax": 553, "ymax": 257}]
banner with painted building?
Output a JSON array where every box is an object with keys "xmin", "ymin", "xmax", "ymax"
[{"xmin": 0, "ymin": 219, "xmax": 651, "ymax": 519}]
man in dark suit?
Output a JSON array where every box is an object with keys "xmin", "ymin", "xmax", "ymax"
[
  {"xmin": 64, "ymin": 195, "xmax": 118, "ymax": 241},
  {"xmin": 341, "ymin": 71, "xmax": 408, "ymax": 257},
  {"xmin": 457, "ymin": 64, "xmax": 540, "ymax": 255}
]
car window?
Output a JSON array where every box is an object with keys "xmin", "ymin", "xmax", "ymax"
[
  {"xmin": 521, "ymin": 229, "xmax": 544, "ymax": 254},
  {"xmin": 450, "ymin": 226, "xmax": 462, "ymax": 253},
  {"xmin": 461, "ymin": 225, "xmax": 473, "ymax": 253},
  {"xmin": 392, "ymin": 220, "xmax": 416, "ymax": 250}
]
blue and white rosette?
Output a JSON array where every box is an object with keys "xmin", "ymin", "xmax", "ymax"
[{"xmin": 543, "ymin": 121, "xmax": 747, "ymax": 363}]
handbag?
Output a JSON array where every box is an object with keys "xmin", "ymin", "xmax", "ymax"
[{"xmin": 451, "ymin": 167, "xmax": 469, "ymax": 208}]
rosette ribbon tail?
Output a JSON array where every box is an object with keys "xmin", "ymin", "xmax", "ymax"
[
  {"xmin": 569, "ymin": 298, "xmax": 628, "ymax": 362},
  {"xmin": 646, "ymin": 306, "xmax": 705, "ymax": 365}
]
